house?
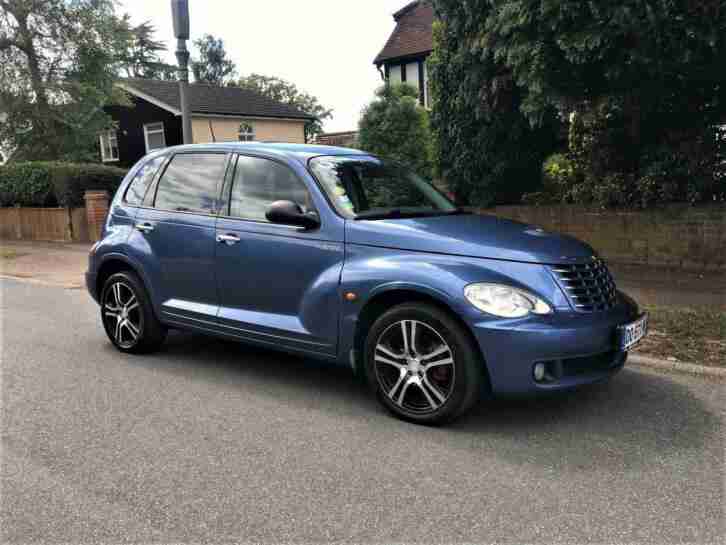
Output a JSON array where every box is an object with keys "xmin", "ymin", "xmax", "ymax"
[
  {"xmin": 374, "ymin": 1, "xmax": 434, "ymax": 108},
  {"xmin": 100, "ymin": 78, "xmax": 314, "ymax": 166}
]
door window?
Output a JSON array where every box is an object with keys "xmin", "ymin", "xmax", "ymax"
[
  {"xmin": 229, "ymin": 155, "xmax": 312, "ymax": 221},
  {"xmin": 154, "ymin": 153, "xmax": 227, "ymax": 214},
  {"xmin": 124, "ymin": 155, "xmax": 165, "ymax": 205}
]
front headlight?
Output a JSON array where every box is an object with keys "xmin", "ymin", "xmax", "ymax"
[{"xmin": 464, "ymin": 283, "xmax": 552, "ymax": 318}]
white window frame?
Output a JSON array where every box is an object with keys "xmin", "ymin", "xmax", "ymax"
[
  {"xmin": 143, "ymin": 122, "xmax": 166, "ymax": 153},
  {"xmin": 238, "ymin": 122, "xmax": 255, "ymax": 142},
  {"xmin": 99, "ymin": 130, "xmax": 119, "ymax": 163}
]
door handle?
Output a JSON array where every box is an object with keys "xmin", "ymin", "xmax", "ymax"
[
  {"xmin": 216, "ymin": 233, "xmax": 241, "ymax": 245},
  {"xmin": 135, "ymin": 222, "xmax": 154, "ymax": 233}
]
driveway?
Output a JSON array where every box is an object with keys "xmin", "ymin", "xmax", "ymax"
[{"xmin": 1, "ymin": 278, "xmax": 724, "ymax": 543}]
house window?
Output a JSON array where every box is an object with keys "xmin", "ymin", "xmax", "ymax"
[
  {"xmin": 238, "ymin": 122, "xmax": 255, "ymax": 142},
  {"xmin": 143, "ymin": 122, "xmax": 166, "ymax": 153},
  {"xmin": 99, "ymin": 130, "xmax": 119, "ymax": 162},
  {"xmin": 388, "ymin": 65, "xmax": 402, "ymax": 85}
]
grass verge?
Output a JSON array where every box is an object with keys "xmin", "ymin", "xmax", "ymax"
[
  {"xmin": 0, "ymin": 249, "xmax": 27, "ymax": 259},
  {"xmin": 634, "ymin": 305, "xmax": 725, "ymax": 367}
]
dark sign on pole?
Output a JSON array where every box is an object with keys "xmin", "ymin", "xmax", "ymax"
[{"xmin": 171, "ymin": 0, "xmax": 190, "ymax": 39}]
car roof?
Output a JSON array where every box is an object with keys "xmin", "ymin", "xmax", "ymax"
[{"xmin": 161, "ymin": 142, "xmax": 370, "ymax": 164}]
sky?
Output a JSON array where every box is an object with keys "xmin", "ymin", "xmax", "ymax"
[{"xmin": 117, "ymin": 0, "xmax": 405, "ymax": 133}]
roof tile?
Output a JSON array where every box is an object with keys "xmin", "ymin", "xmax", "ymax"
[
  {"xmin": 374, "ymin": 1, "xmax": 434, "ymax": 65},
  {"xmin": 119, "ymin": 78, "xmax": 314, "ymax": 120}
]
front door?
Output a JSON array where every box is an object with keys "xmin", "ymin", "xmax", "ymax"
[
  {"xmin": 132, "ymin": 151, "xmax": 229, "ymax": 328},
  {"xmin": 214, "ymin": 154, "xmax": 344, "ymax": 356}
]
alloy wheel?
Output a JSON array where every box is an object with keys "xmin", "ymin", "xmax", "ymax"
[
  {"xmin": 373, "ymin": 320, "xmax": 455, "ymax": 415},
  {"xmin": 103, "ymin": 281, "xmax": 143, "ymax": 349}
]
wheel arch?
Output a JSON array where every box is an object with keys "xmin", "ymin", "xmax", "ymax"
[
  {"xmin": 352, "ymin": 286, "xmax": 491, "ymax": 388},
  {"xmin": 96, "ymin": 254, "xmax": 151, "ymax": 303}
]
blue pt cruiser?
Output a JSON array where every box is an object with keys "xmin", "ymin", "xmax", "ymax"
[{"xmin": 86, "ymin": 143, "xmax": 648, "ymax": 425}]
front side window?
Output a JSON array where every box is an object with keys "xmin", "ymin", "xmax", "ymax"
[
  {"xmin": 125, "ymin": 155, "xmax": 165, "ymax": 205},
  {"xmin": 229, "ymin": 155, "xmax": 312, "ymax": 221},
  {"xmin": 309, "ymin": 155, "xmax": 457, "ymax": 220},
  {"xmin": 238, "ymin": 122, "xmax": 255, "ymax": 142},
  {"xmin": 99, "ymin": 130, "xmax": 119, "ymax": 162},
  {"xmin": 154, "ymin": 153, "xmax": 227, "ymax": 214},
  {"xmin": 144, "ymin": 122, "xmax": 166, "ymax": 153}
]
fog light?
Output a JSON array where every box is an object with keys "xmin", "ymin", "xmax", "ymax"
[{"xmin": 533, "ymin": 362, "xmax": 546, "ymax": 382}]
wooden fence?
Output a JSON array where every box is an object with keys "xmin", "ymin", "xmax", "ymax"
[{"xmin": 0, "ymin": 207, "xmax": 90, "ymax": 243}]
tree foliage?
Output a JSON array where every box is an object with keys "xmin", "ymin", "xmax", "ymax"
[
  {"xmin": 235, "ymin": 73, "xmax": 332, "ymax": 142},
  {"xmin": 0, "ymin": 0, "xmax": 130, "ymax": 162},
  {"xmin": 191, "ymin": 34, "xmax": 236, "ymax": 86},
  {"xmin": 444, "ymin": 0, "xmax": 726, "ymax": 207},
  {"xmin": 358, "ymin": 83, "xmax": 434, "ymax": 178},
  {"xmin": 119, "ymin": 20, "xmax": 176, "ymax": 80},
  {"xmin": 428, "ymin": 1, "xmax": 561, "ymax": 206}
]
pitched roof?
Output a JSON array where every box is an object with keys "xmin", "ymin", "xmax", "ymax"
[
  {"xmin": 118, "ymin": 78, "xmax": 315, "ymax": 120},
  {"xmin": 374, "ymin": 1, "xmax": 434, "ymax": 65}
]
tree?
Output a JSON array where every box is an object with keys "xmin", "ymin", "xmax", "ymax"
[
  {"xmin": 358, "ymin": 83, "xmax": 434, "ymax": 178},
  {"xmin": 483, "ymin": 0, "xmax": 726, "ymax": 206},
  {"xmin": 235, "ymin": 73, "xmax": 332, "ymax": 142},
  {"xmin": 191, "ymin": 34, "xmax": 236, "ymax": 85},
  {"xmin": 120, "ymin": 20, "xmax": 176, "ymax": 80},
  {"xmin": 428, "ymin": 1, "xmax": 560, "ymax": 206},
  {"xmin": 0, "ymin": 0, "xmax": 129, "ymax": 161}
]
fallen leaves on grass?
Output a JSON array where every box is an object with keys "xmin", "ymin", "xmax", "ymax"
[{"xmin": 635, "ymin": 305, "xmax": 725, "ymax": 367}]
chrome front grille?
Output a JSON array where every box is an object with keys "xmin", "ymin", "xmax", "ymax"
[{"xmin": 549, "ymin": 258, "xmax": 617, "ymax": 312}]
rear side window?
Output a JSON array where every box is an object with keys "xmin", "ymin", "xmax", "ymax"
[
  {"xmin": 229, "ymin": 155, "xmax": 312, "ymax": 221},
  {"xmin": 124, "ymin": 155, "xmax": 165, "ymax": 205},
  {"xmin": 154, "ymin": 153, "xmax": 227, "ymax": 214}
]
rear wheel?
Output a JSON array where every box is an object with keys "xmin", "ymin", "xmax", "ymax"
[
  {"xmin": 364, "ymin": 303, "xmax": 483, "ymax": 425},
  {"xmin": 100, "ymin": 271, "xmax": 166, "ymax": 354}
]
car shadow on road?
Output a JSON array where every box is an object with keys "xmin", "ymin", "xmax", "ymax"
[
  {"xmin": 450, "ymin": 368, "xmax": 723, "ymax": 471},
  {"xmin": 120, "ymin": 330, "xmax": 721, "ymax": 471}
]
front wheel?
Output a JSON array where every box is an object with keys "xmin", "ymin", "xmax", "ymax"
[
  {"xmin": 100, "ymin": 271, "xmax": 166, "ymax": 354},
  {"xmin": 364, "ymin": 303, "xmax": 484, "ymax": 425}
]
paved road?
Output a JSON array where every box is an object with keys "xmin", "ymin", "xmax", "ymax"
[{"xmin": 1, "ymin": 279, "xmax": 724, "ymax": 544}]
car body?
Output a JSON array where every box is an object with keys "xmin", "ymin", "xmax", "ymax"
[{"xmin": 86, "ymin": 142, "xmax": 647, "ymax": 424}]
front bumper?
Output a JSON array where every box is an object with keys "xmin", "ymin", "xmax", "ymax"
[{"xmin": 471, "ymin": 299, "xmax": 639, "ymax": 395}]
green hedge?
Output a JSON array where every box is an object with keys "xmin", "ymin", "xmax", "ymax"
[{"xmin": 0, "ymin": 162, "xmax": 128, "ymax": 208}]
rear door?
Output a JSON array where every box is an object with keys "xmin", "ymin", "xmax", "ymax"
[
  {"xmin": 132, "ymin": 151, "xmax": 230, "ymax": 328},
  {"xmin": 109, "ymin": 154, "xmax": 167, "ymax": 243},
  {"xmin": 214, "ymin": 154, "xmax": 345, "ymax": 356}
]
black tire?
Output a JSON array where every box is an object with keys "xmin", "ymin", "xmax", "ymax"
[
  {"xmin": 363, "ymin": 303, "xmax": 484, "ymax": 425},
  {"xmin": 100, "ymin": 271, "xmax": 167, "ymax": 354}
]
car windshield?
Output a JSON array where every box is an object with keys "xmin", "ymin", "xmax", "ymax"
[{"xmin": 308, "ymin": 155, "xmax": 460, "ymax": 220}]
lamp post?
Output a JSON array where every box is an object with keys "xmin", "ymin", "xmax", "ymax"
[{"xmin": 171, "ymin": 0, "xmax": 192, "ymax": 144}]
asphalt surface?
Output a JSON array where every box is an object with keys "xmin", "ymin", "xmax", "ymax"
[{"xmin": 1, "ymin": 278, "xmax": 724, "ymax": 544}]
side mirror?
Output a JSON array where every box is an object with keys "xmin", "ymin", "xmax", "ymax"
[{"xmin": 265, "ymin": 200, "xmax": 320, "ymax": 229}]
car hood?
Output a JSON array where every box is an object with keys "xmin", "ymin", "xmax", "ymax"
[{"xmin": 345, "ymin": 213, "xmax": 595, "ymax": 264}]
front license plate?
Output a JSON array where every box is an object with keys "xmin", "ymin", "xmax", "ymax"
[{"xmin": 618, "ymin": 313, "xmax": 649, "ymax": 351}]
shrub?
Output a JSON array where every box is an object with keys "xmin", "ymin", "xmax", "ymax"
[
  {"xmin": 50, "ymin": 163, "xmax": 128, "ymax": 207},
  {"xmin": 0, "ymin": 162, "xmax": 128, "ymax": 208},
  {"xmin": 358, "ymin": 83, "xmax": 434, "ymax": 178},
  {"xmin": 0, "ymin": 162, "xmax": 55, "ymax": 207}
]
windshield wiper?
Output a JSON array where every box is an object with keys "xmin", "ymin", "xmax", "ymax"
[
  {"xmin": 354, "ymin": 208, "xmax": 469, "ymax": 221},
  {"xmin": 354, "ymin": 209, "xmax": 405, "ymax": 220}
]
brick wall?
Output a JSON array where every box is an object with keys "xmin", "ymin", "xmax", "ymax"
[
  {"xmin": 482, "ymin": 204, "xmax": 726, "ymax": 271},
  {"xmin": 83, "ymin": 191, "xmax": 109, "ymax": 242}
]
